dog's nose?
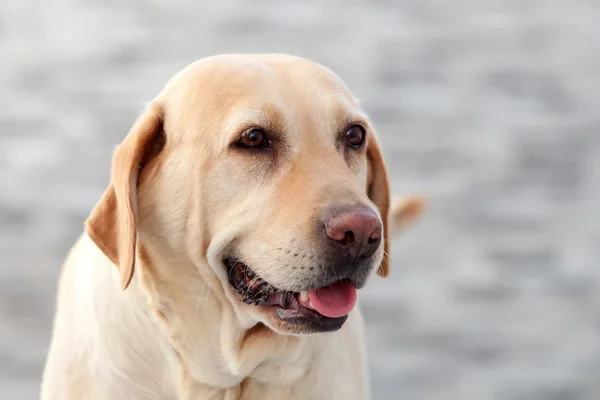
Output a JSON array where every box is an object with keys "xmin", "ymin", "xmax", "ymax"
[{"xmin": 324, "ymin": 207, "xmax": 382, "ymax": 259}]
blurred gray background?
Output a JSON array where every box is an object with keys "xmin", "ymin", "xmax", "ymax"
[{"xmin": 1, "ymin": 0, "xmax": 599, "ymax": 399}]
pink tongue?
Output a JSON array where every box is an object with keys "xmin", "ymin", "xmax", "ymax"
[{"xmin": 309, "ymin": 280, "xmax": 357, "ymax": 318}]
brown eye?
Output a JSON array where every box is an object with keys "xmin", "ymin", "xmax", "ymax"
[
  {"xmin": 345, "ymin": 125, "xmax": 365, "ymax": 148},
  {"xmin": 237, "ymin": 129, "xmax": 269, "ymax": 149}
]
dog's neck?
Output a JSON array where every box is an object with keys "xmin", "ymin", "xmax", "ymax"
[{"xmin": 115, "ymin": 242, "xmax": 314, "ymax": 396}]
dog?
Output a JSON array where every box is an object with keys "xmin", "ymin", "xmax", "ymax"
[{"xmin": 41, "ymin": 54, "xmax": 425, "ymax": 400}]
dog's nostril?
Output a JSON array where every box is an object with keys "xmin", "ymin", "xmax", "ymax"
[
  {"xmin": 341, "ymin": 231, "xmax": 355, "ymax": 245},
  {"xmin": 368, "ymin": 228, "xmax": 381, "ymax": 244}
]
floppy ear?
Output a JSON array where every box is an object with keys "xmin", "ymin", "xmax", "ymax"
[
  {"xmin": 85, "ymin": 103, "xmax": 164, "ymax": 290},
  {"xmin": 365, "ymin": 133, "xmax": 392, "ymax": 278}
]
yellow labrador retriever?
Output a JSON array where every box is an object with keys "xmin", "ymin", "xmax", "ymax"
[{"xmin": 41, "ymin": 54, "xmax": 424, "ymax": 400}]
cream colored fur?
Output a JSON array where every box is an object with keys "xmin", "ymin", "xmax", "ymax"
[{"xmin": 41, "ymin": 54, "xmax": 424, "ymax": 400}]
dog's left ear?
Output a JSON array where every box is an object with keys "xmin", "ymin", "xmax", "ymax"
[
  {"xmin": 365, "ymin": 133, "xmax": 392, "ymax": 277},
  {"xmin": 85, "ymin": 103, "xmax": 165, "ymax": 290},
  {"xmin": 366, "ymin": 134, "xmax": 426, "ymax": 278}
]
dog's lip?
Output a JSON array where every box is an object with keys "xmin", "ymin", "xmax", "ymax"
[
  {"xmin": 225, "ymin": 256, "xmax": 351, "ymax": 294},
  {"xmin": 223, "ymin": 257, "xmax": 356, "ymax": 325}
]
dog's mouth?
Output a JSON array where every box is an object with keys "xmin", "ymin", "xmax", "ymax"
[{"xmin": 225, "ymin": 257, "xmax": 357, "ymax": 332}]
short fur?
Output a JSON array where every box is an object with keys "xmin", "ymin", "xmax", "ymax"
[{"xmin": 41, "ymin": 54, "xmax": 425, "ymax": 400}]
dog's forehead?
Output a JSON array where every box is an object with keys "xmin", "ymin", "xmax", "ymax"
[
  {"xmin": 160, "ymin": 55, "xmax": 366, "ymax": 143},
  {"xmin": 169, "ymin": 54, "xmax": 354, "ymax": 96}
]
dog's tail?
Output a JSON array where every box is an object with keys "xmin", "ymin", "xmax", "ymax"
[{"xmin": 388, "ymin": 195, "xmax": 426, "ymax": 237}]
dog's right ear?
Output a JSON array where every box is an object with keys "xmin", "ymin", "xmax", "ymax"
[{"xmin": 85, "ymin": 103, "xmax": 165, "ymax": 290}]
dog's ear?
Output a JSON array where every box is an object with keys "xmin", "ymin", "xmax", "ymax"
[
  {"xmin": 85, "ymin": 103, "xmax": 165, "ymax": 290},
  {"xmin": 365, "ymin": 133, "xmax": 392, "ymax": 277}
]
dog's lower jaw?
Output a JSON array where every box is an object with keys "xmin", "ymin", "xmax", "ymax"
[{"xmin": 224, "ymin": 257, "xmax": 360, "ymax": 334}]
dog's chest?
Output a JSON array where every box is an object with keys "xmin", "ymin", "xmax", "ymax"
[
  {"xmin": 202, "ymin": 380, "xmax": 312, "ymax": 400},
  {"xmin": 182, "ymin": 380, "xmax": 294, "ymax": 400}
]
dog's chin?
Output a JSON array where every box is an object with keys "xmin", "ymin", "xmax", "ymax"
[{"xmin": 224, "ymin": 257, "xmax": 359, "ymax": 334}]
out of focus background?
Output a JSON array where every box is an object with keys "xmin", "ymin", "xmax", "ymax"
[{"xmin": 1, "ymin": 1, "xmax": 599, "ymax": 399}]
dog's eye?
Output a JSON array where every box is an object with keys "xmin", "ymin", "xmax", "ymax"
[
  {"xmin": 345, "ymin": 125, "xmax": 366, "ymax": 148},
  {"xmin": 237, "ymin": 129, "xmax": 269, "ymax": 149}
]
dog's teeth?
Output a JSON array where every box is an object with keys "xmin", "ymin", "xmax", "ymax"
[{"xmin": 300, "ymin": 291, "xmax": 309, "ymax": 302}]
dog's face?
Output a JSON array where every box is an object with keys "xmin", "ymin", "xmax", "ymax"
[{"xmin": 86, "ymin": 54, "xmax": 421, "ymax": 335}]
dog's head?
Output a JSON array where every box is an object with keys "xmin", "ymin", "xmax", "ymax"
[{"xmin": 85, "ymin": 54, "xmax": 424, "ymax": 335}]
